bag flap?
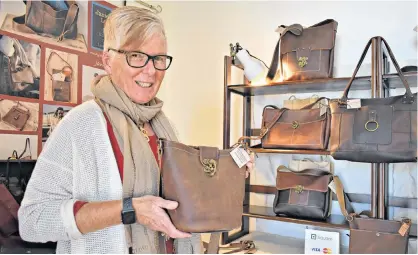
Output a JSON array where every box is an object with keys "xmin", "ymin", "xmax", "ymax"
[
  {"xmin": 276, "ymin": 171, "xmax": 331, "ymax": 192},
  {"xmin": 280, "ymin": 20, "xmax": 337, "ymax": 54},
  {"xmin": 263, "ymin": 107, "xmax": 326, "ymax": 127}
]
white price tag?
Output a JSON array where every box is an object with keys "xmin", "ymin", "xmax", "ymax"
[
  {"xmin": 347, "ymin": 99, "xmax": 361, "ymax": 109},
  {"xmin": 52, "ymin": 72, "xmax": 66, "ymax": 81},
  {"xmin": 230, "ymin": 145, "xmax": 251, "ymax": 168},
  {"xmin": 328, "ymin": 180, "xmax": 337, "ymax": 194}
]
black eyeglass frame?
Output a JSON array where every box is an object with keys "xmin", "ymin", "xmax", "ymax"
[{"xmin": 108, "ymin": 48, "xmax": 173, "ymax": 70}]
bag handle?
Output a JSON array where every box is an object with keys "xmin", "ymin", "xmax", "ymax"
[
  {"xmin": 18, "ymin": 138, "xmax": 31, "ymax": 159},
  {"xmin": 341, "ymin": 36, "xmax": 414, "ymax": 103},
  {"xmin": 57, "ymin": 1, "xmax": 79, "ymax": 42}
]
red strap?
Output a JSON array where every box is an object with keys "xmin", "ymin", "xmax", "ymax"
[{"xmin": 104, "ymin": 114, "xmax": 124, "ymax": 181}]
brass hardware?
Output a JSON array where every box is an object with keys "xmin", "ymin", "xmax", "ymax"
[
  {"xmin": 298, "ymin": 57, "xmax": 308, "ymax": 68},
  {"xmin": 202, "ymin": 159, "xmax": 217, "ymax": 177},
  {"xmin": 294, "ymin": 185, "xmax": 304, "ymax": 194},
  {"xmin": 292, "ymin": 121, "xmax": 299, "ymax": 129},
  {"xmin": 365, "ymin": 120, "xmax": 379, "ymax": 132}
]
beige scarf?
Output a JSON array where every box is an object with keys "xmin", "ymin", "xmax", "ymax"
[{"xmin": 91, "ymin": 75, "xmax": 202, "ymax": 254}]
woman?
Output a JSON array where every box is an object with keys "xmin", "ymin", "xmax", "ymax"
[{"xmin": 18, "ymin": 6, "xmax": 254, "ymax": 254}]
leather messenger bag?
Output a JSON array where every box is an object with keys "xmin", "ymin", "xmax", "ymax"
[{"xmin": 329, "ymin": 37, "xmax": 417, "ymax": 163}]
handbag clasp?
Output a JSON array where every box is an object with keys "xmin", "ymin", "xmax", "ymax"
[
  {"xmin": 294, "ymin": 185, "xmax": 304, "ymax": 194},
  {"xmin": 202, "ymin": 159, "xmax": 217, "ymax": 177}
]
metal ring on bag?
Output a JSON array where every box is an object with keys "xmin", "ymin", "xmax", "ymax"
[{"xmin": 365, "ymin": 120, "xmax": 379, "ymax": 132}]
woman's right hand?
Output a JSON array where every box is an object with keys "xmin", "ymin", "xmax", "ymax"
[{"xmin": 133, "ymin": 195, "xmax": 192, "ymax": 239}]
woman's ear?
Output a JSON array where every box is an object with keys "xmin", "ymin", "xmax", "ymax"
[{"xmin": 102, "ymin": 51, "xmax": 112, "ymax": 74}]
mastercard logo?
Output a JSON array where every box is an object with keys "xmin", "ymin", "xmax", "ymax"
[{"xmin": 323, "ymin": 248, "xmax": 332, "ymax": 254}]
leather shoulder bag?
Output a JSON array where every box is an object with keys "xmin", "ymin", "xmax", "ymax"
[
  {"xmin": 46, "ymin": 51, "xmax": 73, "ymax": 102},
  {"xmin": 267, "ymin": 19, "xmax": 338, "ymax": 81},
  {"xmin": 329, "ymin": 37, "xmax": 417, "ymax": 163},
  {"xmin": 261, "ymin": 97, "xmax": 331, "ymax": 150},
  {"xmin": 12, "ymin": 0, "xmax": 79, "ymax": 41},
  {"xmin": 159, "ymin": 138, "xmax": 246, "ymax": 233}
]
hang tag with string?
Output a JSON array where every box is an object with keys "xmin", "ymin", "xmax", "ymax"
[{"xmin": 230, "ymin": 143, "xmax": 251, "ymax": 168}]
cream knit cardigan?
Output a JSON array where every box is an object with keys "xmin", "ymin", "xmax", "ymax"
[{"xmin": 18, "ymin": 100, "xmax": 201, "ymax": 254}]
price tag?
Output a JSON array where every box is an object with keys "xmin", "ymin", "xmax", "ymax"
[
  {"xmin": 347, "ymin": 99, "xmax": 361, "ymax": 109},
  {"xmin": 230, "ymin": 145, "xmax": 251, "ymax": 168},
  {"xmin": 52, "ymin": 72, "xmax": 66, "ymax": 82},
  {"xmin": 328, "ymin": 180, "xmax": 337, "ymax": 194}
]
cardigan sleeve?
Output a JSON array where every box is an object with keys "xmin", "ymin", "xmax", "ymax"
[{"xmin": 18, "ymin": 114, "xmax": 83, "ymax": 243}]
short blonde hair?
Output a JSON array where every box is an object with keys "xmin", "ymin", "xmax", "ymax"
[{"xmin": 103, "ymin": 6, "xmax": 166, "ymax": 51}]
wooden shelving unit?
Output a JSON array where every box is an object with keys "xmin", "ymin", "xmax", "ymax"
[{"xmin": 221, "ymin": 36, "xmax": 418, "ymax": 247}]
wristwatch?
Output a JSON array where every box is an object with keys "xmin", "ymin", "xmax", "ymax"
[{"xmin": 121, "ymin": 197, "xmax": 136, "ymax": 225}]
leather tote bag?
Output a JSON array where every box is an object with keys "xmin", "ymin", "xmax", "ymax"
[
  {"xmin": 159, "ymin": 139, "xmax": 246, "ymax": 233},
  {"xmin": 261, "ymin": 97, "xmax": 331, "ymax": 150},
  {"xmin": 329, "ymin": 37, "xmax": 417, "ymax": 163},
  {"xmin": 13, "ymin": 0, "xmax": 79, "ymax": 41},
  {"xmin": 267, "ymin": 19, "xmax": 338, "ymax": 81},
  {"xmin": 347, "ymin": 213, "xmax": 411, "ymax": 254}
]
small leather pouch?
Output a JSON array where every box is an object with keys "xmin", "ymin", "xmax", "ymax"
[
  {"xmin": 1, "ymin": 102, "xmax": 30, "ymax": 131},
  {"xmin": 273, "ymin": 165, "xmax": 332, "ymax": 220},
  {"xmin": 348, "ymin": 214, "xmax": 411, "ymax": 254}
]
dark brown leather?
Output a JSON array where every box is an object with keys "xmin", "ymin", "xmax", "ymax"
[
  {"xmin": 273, "ymin": 166, "xmax": 332, "ymax": 220},
  {"xmin": 159, "ymin": 139, "xmax": 246, "ymax": 233},
  {"xmin": 261, "ymin": 97, "xmax": 330, "ymax": 150},
  {"xmin": 267, "ymin": 19, "xmax": 338, "ymax": 81},
  {"xmin": 0, "ymin": 184, "xmax": 19, "ymax": 237},
  {"xmin": 1, "ymin": 102, "xmax": 30, "ymax": 131},
  {"xmin": 348, "ymin": 215, "xmax": 411, "ymax": 254},
  {"xmin": 21, "ymin": 0, "xmax": 79, "ymax": 41},
  {"xmin": 329, "ymin": 37, "xmax": 417, "ymax": 163}
]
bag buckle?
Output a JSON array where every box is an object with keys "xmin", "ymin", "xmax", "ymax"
[
  {"xmin": 365, "ymin": 111, "xmax": 379, "ymax": 132},
  {"xmin": 202, "ymin": 159, "xmax": 217, "ymax": 177}
]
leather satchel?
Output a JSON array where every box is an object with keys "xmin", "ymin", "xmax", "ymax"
[
  {"xmin": 273, "ymin": 166, "xmax": 333, "ymax": 220},
  {"xmin": 329, "ymin": 37, "xmax": 417, "ymax": 163},
  {"xmin": 267, "ymin": 19, "xmax": 338, "ymax": 81},
  {"xmin": 1, "ymin": 102, "xmax": 31, "ymax": 131},
  {"xmin": 13, "ymin": 0, "xmax": 79, "ymax": 41},
  {"xmin": 159, "ymin": 138, "xmax": 246, "ymax": 233},
  {"xmin": 261, "ymin": 97, "xmax": 331, "ymax": 150}
]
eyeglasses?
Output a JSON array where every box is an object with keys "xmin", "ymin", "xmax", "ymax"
[{"xmin": 108, "ymin": 48, "xmax": 173, "ymax": 70}]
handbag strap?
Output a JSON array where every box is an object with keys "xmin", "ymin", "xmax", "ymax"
[
  {"xmin": 46, "ymin": 51, "xmax": 73, "ymax": 78},
  {"xmin": 57, "ymin": 1, "xmax": 79, "ymax": 42},
  {"xmin": 341, "ymin": 36, "xmax": 414, "ymax": 103},
  {"xmin": 18, "ymin": 138, "xmax": 31, "ymax": 159}
]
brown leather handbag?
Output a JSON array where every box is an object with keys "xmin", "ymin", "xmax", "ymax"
[
  {"xmin": 1, "ymin": 101, "xmax": 31, "ymax": 131},
  {"xmin": 13, "ymin": 0, "xmax": 79, "ymax": 41},
  {"xmin": 159, "ymin": 139, "xmax": 246, "ymax": 233},
  {"xmin": 261, "ymin": 97, "xmax": 331, "ymax": 150},
  {"xmin": 329, "ymin": 37, "xmax": 417, "ymax": 163},
  {"xmin": 347, "ymin": 214, "xmax": 411, "ymax": 254},
  {"xmin": 267, "ymin": 19, "xmax": 338, "ymax": 81}
]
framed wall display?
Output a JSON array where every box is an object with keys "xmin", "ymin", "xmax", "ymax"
[
  {"xmin": 89, "ymin": 1, "xmax": 116, "ymax": 52},
  {"xmin": 0, "ymin": 0, "xmax": 117, "ymax": 159}
]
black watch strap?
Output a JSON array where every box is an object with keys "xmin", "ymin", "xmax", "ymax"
[{"xmin": 123, "ymin": 197, "xmax": 134, "ymax": 211}]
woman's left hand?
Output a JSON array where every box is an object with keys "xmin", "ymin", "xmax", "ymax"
[{"xmin": 245, "ymin": 151, "xmax": 255, "ymax": 178}]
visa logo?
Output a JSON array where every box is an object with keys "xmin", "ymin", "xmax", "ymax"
[{"xmin": 312, "ymin": 248, "xmax": 321, "ymax": 252}]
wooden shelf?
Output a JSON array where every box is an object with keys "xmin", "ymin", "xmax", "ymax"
[
  {"xmin": 243, "ymin": 205, "xmax": 349, "ymax": 230},
  {"xmin": 250, "ymin": 144, "xmax": 330, "ymax": 155},
  {"xmin": 228, "ymin": 72, "xmax": 418, "ymax": 96}
]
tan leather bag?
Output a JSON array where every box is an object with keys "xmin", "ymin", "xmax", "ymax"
[
  {"xmin": 261, "ymin": 97, "xmax": 331, "ymax": 150},
  {"xmin": 267, "ymin": 19, "xmax": 338, "ymax": 81},
  {"xmin": 1, "ymin": 102, "xmax": 30, "ymax": 131},
  {"xmin": 46, "ymin": 52, "xmax": 73, "ymax": 102},
  {"xmin": 159, "ymin": 139, "xmax": 246, "ymax": 233}
]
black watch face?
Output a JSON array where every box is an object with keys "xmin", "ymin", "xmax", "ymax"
[{"xmin": 122, "ymin": 210, "xmax": 136, "ymax": 224}]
